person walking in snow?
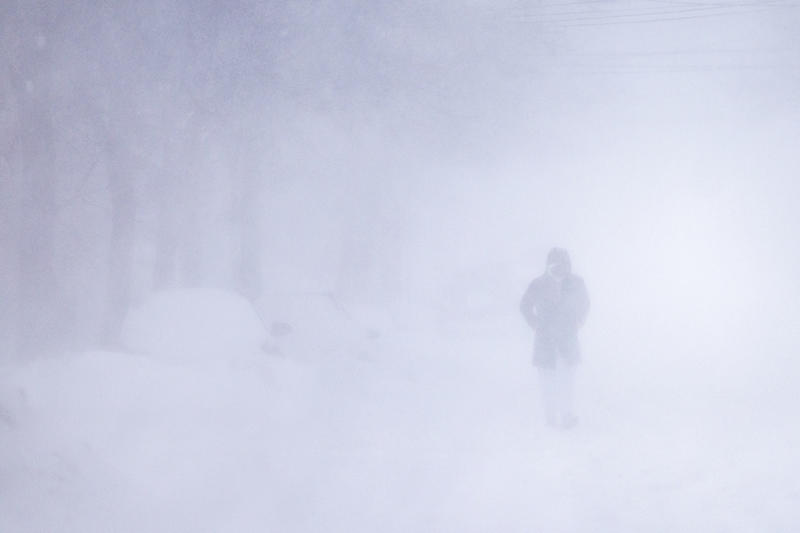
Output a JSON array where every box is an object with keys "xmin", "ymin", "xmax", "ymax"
[{"xmin": 520, "ymin": 247, "xmax": 590, "ymax": 429}]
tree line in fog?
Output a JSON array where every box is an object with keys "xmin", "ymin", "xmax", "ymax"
[{"xmin": 1, "ymin": 1, "xmax": 547, "ymax": 357}]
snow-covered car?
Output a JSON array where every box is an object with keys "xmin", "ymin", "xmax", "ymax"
[
  {"xmin": 121, "ymin": 288, "xmax": 267, "ymax": 363},
  {"xmin": 258, "ymin": 291, "xmax": 389, "ymax": 363}
]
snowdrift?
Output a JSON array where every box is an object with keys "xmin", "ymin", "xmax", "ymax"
[
  {"xmin": 0, "ymin": 347, "xmax": 322, "ymax": 532},
  {"xmin": 121, "ymin": 289, "xmax": 267, "ymax": 362}
]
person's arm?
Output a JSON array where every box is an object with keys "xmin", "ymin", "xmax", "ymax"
[
  {"xmin": 576, "ymin": 279, "xmax": 590, "ymax": 328},
  {"xmin": 519, "ymin": 282, "xmax": 539, "ymax": 330}
]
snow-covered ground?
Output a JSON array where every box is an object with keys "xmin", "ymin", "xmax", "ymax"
[{"xmin": 1, "ymin": 292, "xmax": 798, "ymax": 532}]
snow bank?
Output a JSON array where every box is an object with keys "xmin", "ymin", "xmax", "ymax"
[
  {"xmin": 0, "ymin": 349, "xmax": 321, "ymax": 532},
  {"xmin": 121, "ymin": 289, "xmax": 266, "ymax": 362},
  {"xmin": 5, "ymin": 313, "xmax": 798, "ymax": 532}
]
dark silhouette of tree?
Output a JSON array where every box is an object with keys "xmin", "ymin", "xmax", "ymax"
[{"xmin": 8, "ymin": 2, "xmax": 63, "ymax": 356}]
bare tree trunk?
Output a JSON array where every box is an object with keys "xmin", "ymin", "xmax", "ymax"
[
  {"xmin": 179, "ymin": 178, "xmax": 204, "ymax": 288},
  {"xmin": 152, "ymin": 174, "xmax": 179, "ymax": 290},
  {"xmin": 0, "ymin": 91, "xmax": 20, "ymax": 359},
  {"xmin": 236, "ymin": 168, "xmax": 263, "ymax": 302},
  {"xmin": 152, "ymin": 133, "xmax": 183, "ymax": 291},
  {"xmin": 14, "ymin": 9, "xmax": 61, "ymax": 356},
  {"xmin": 16, "ymin": 84, "xmax": 58, "ymax": 356},
  {"xmin": 102, "ymin": 140, "xmax": 136, "ymax": 345},
  {"xmin": 154, "ymin": 114, "xmax": 205, "ymax": 290},
  {"xmin": 177, "ymin": 112, "xmax": 211, "ymax": 289}
]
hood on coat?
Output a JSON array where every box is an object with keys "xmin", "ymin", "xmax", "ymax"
[{"xmin": 545, "ymin": 247, "xmax": 572, "ymax": 276}]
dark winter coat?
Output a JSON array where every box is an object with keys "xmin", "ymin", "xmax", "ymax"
[{"xmin": 520, "ymin": 273, "xmax": 590, "ymax": 368}]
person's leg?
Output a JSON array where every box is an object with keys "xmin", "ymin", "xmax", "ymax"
[
  {"xmin": 537, "ymin": 366, "xmax": 558, "ymax": 427},
  {"xmin": 557, "ymin": 361, "xmax": 578, "ymax": 428}
]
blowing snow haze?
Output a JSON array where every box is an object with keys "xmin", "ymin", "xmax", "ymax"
[{"xmin": 2, "ymin": 1, "xmax": 800, "ymax": 532}]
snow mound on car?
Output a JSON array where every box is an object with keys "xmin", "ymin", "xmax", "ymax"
[{"xmin": 121, "ymin": 289, "xmax": 266, "ymax": 361}]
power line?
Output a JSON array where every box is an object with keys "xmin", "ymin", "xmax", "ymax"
[
  {"xmin": 558, "ymin": 6, "xmax": 796, "ymax": 26},
  {"xmin": 530, "ymin": 48, "xmax": 795, "ymax": 57},
  {"xmin": 536, "ymin": 62, "xmax": 798, "ymax": 74},
  {"xmin": 498, "ymin": 0, "xmax": 799, "ymax": 25},
  {"xmin": 643, "ymin": 0, "xmax": 793, "ymax": 6},
  {"xmin": 515, "ymin": 3, "xmax": 731, "ymax": 19},
  {"xmin": 514, "ymin": 6, "xmax": 744, "ymax": 24}
]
